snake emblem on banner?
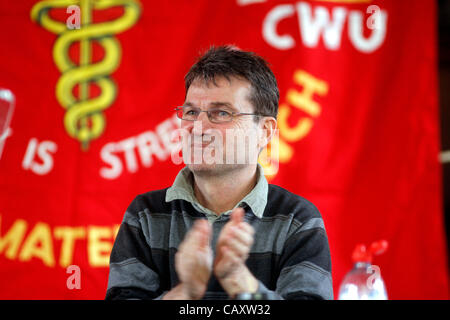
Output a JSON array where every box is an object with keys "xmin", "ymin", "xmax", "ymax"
[{"xmin": 31, "ymin": 0, "xmax": 141, "ymax": 150}]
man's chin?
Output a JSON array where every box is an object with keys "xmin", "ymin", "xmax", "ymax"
[{"xmin": 187, "ymin": 163, "xmax": 218, "ymax": 174}]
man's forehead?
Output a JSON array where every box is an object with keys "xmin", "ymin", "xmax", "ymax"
[
  {"xmin": 184, "ymin": 100, "xmax": 234, "ymax": 109},
  {"xmin": 189, "ymin": 75, "xmax": 250, "ymax": 90},
  {"xmin": 185, "ymin": 76, "xmax": 254, "ymax": 111}
]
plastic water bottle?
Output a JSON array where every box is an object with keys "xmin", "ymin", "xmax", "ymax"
[{"xmin": 338, "ymin": 240, "xmax": 389, "ymax": 300}]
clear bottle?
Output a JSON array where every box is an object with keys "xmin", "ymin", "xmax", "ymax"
[{"xmin": 338, "ymin": 240, "xmax": 388, "ymax": 300}]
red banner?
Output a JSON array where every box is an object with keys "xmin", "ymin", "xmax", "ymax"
[{"xmin": 0, "ymin": 0, "xmax": 448, "ymax": 299}]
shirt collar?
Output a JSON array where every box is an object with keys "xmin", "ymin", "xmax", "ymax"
[{"xmin": 165, "ymin": 164, "xmax": 268, "ymax": 219}]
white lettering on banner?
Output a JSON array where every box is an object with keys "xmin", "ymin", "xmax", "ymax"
[
  {"xmin": 262, "ymin": 1, "xmax": 387, "ymax": 53},
  {"xmin": 262, "ymin": 4, "xmax": 296, "ymax": 50},
  {"xmin": 297, "ymin": 2, "xmax": 347, "ymax": 50},
  {"xmin": 99, "ymin": 115, "xmax": 180, "ymax": 180},
  {"xmin": 22, "ymin": 138, "xmax": 57, "ymax": 175}
]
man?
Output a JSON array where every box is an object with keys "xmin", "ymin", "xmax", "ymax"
[{"xmin": 105, "ymin": 46, "xmax": 333, "ymax": 300}]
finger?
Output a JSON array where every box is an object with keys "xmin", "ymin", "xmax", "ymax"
[
  {"xmin": 198, "ymin": 227, "xmax": 211, "ymax": 250},
  {"xmin": 218, "ymin": 228, "xmax": 252, "ymax": 259},
  {"xmin": 195, "ymin": 219, "xmax": 211, "ymax": 249},
  {"xmin": 230, "ymin": 207, "xmax": 245, "ymax": 225},
  {"xmin": 236, "ymin": 222, "xmax": 255, "ymax": 238},
  {"xmin": 216, "ymin": 218, "xmax": 235, "ymax": 246},
  {"xmin": 216, "ymin": 222, "xmax": 253, "ymax": 255},
  {"xmin": 229, "ymin": 225, "xmax": 254, "ymax": 247},
  {"xmin": 193, "ymin": 218, "xmax": 209, "ymax": 230},
  {"xmin": 184, "ymin": 219, "xmax": 210, "ymax": 247},
  {"xmin": 223, "ymin": 238, "xmax": 250, "ymax": 260}
]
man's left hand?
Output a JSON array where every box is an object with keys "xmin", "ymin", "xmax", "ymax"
[{"xmin": 214, "ymin": 207, "xmax": 258, "ymax": 297}]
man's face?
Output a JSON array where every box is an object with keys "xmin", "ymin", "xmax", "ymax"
[{"xmin": 180, "ymin": 76, "xmax": 263, "ymax": 176}]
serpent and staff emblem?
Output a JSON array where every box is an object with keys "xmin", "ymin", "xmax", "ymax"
[{"xmin": 31, "ymin": 0, "xmax": 141, "ymax": 150}]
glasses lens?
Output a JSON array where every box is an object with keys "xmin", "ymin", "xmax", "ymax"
[
  {"xmin": 178, "ymin": 107, "xmax": 199, "ymax": 120},
  {"xmin": 209, "ymin": 109, "xmax": 232, "ymax": 123}
]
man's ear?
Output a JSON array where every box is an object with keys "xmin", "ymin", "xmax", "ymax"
[{"xmin": 258, "ymin": 116, "xmax": 277, "ymax": 150}]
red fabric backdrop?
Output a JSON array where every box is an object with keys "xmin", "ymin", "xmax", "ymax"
[{"xmin": 0, "ymin": 0, "xmax": 448, "ymax": 299}]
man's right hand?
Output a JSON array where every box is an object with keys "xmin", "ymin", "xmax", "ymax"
[{"xmin": 163, "ymin": 219, "xmax": 213, "ymax": 300}]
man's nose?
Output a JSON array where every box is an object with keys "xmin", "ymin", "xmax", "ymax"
[{"xmin": 191, "ymin": 111, "xmax": 213, "ymax": 135}]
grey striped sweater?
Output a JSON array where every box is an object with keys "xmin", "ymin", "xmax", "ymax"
[{"xmin": 106, "ymin": 185, "xmax": 333, "ymax": 300}]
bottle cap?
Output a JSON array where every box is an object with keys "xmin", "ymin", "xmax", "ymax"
[{"xmin": 351, "ymin": 240, "xmax": 388, "ymax": 264}]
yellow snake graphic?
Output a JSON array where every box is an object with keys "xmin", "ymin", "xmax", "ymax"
[{"xmin": 31, "ymin": 0, "xmax": 141, "ymax": 149}]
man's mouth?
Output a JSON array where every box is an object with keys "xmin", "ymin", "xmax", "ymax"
[
  {"xmin": 190, "ymin": 142, "xmax": 208, "ymax": 149},
  {"xmin": 190, "ymin": 136, "xmax": 216, "ymax": 148}
]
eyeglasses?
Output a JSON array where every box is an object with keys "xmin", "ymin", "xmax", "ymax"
[{"xmin": 175, "ymin": 106, "xmax": 268, "ymax": 123}]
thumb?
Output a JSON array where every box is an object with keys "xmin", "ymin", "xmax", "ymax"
[
  {"xmin": 230, "ymin": 207, "xmax": 245, "ymax": 225},
  {"xmin": 195, "ymin": 219, "xmax": 211, "ymax": 249}
]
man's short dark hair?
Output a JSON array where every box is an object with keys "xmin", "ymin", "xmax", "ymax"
[{"xmin": 184, "ymin": 45, "xmax": 279, "ymax": 119}]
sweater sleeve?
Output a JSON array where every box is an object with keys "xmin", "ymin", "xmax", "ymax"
[
  {"xmin": 105, "ymin": 196, "xmax": 163, "ymax": 300},
  {"xmin": 255, "ymin": 216, "xmax": 333, "ymax": 300}
]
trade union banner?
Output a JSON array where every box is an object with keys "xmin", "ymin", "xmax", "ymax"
[{"xmin": 0, "ymin": 0, "xmax": 448, "ymax": 299}]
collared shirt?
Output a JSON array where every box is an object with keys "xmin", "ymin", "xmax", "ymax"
[
  {"xmin": 165, "ymin": 164, "xmax": 268, "ymax": 223},
  {"xmin": 106, "ymin": 166, "xmax": 333, "ymax": 300}
]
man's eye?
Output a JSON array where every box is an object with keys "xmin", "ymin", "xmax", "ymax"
[
  {"xmin": 216, "ymin": 110, "xmax": 231, "ymax": 117},
  {"xmin": 185, "ymin": 109, "xmax": 198, "ymax": 116}
]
